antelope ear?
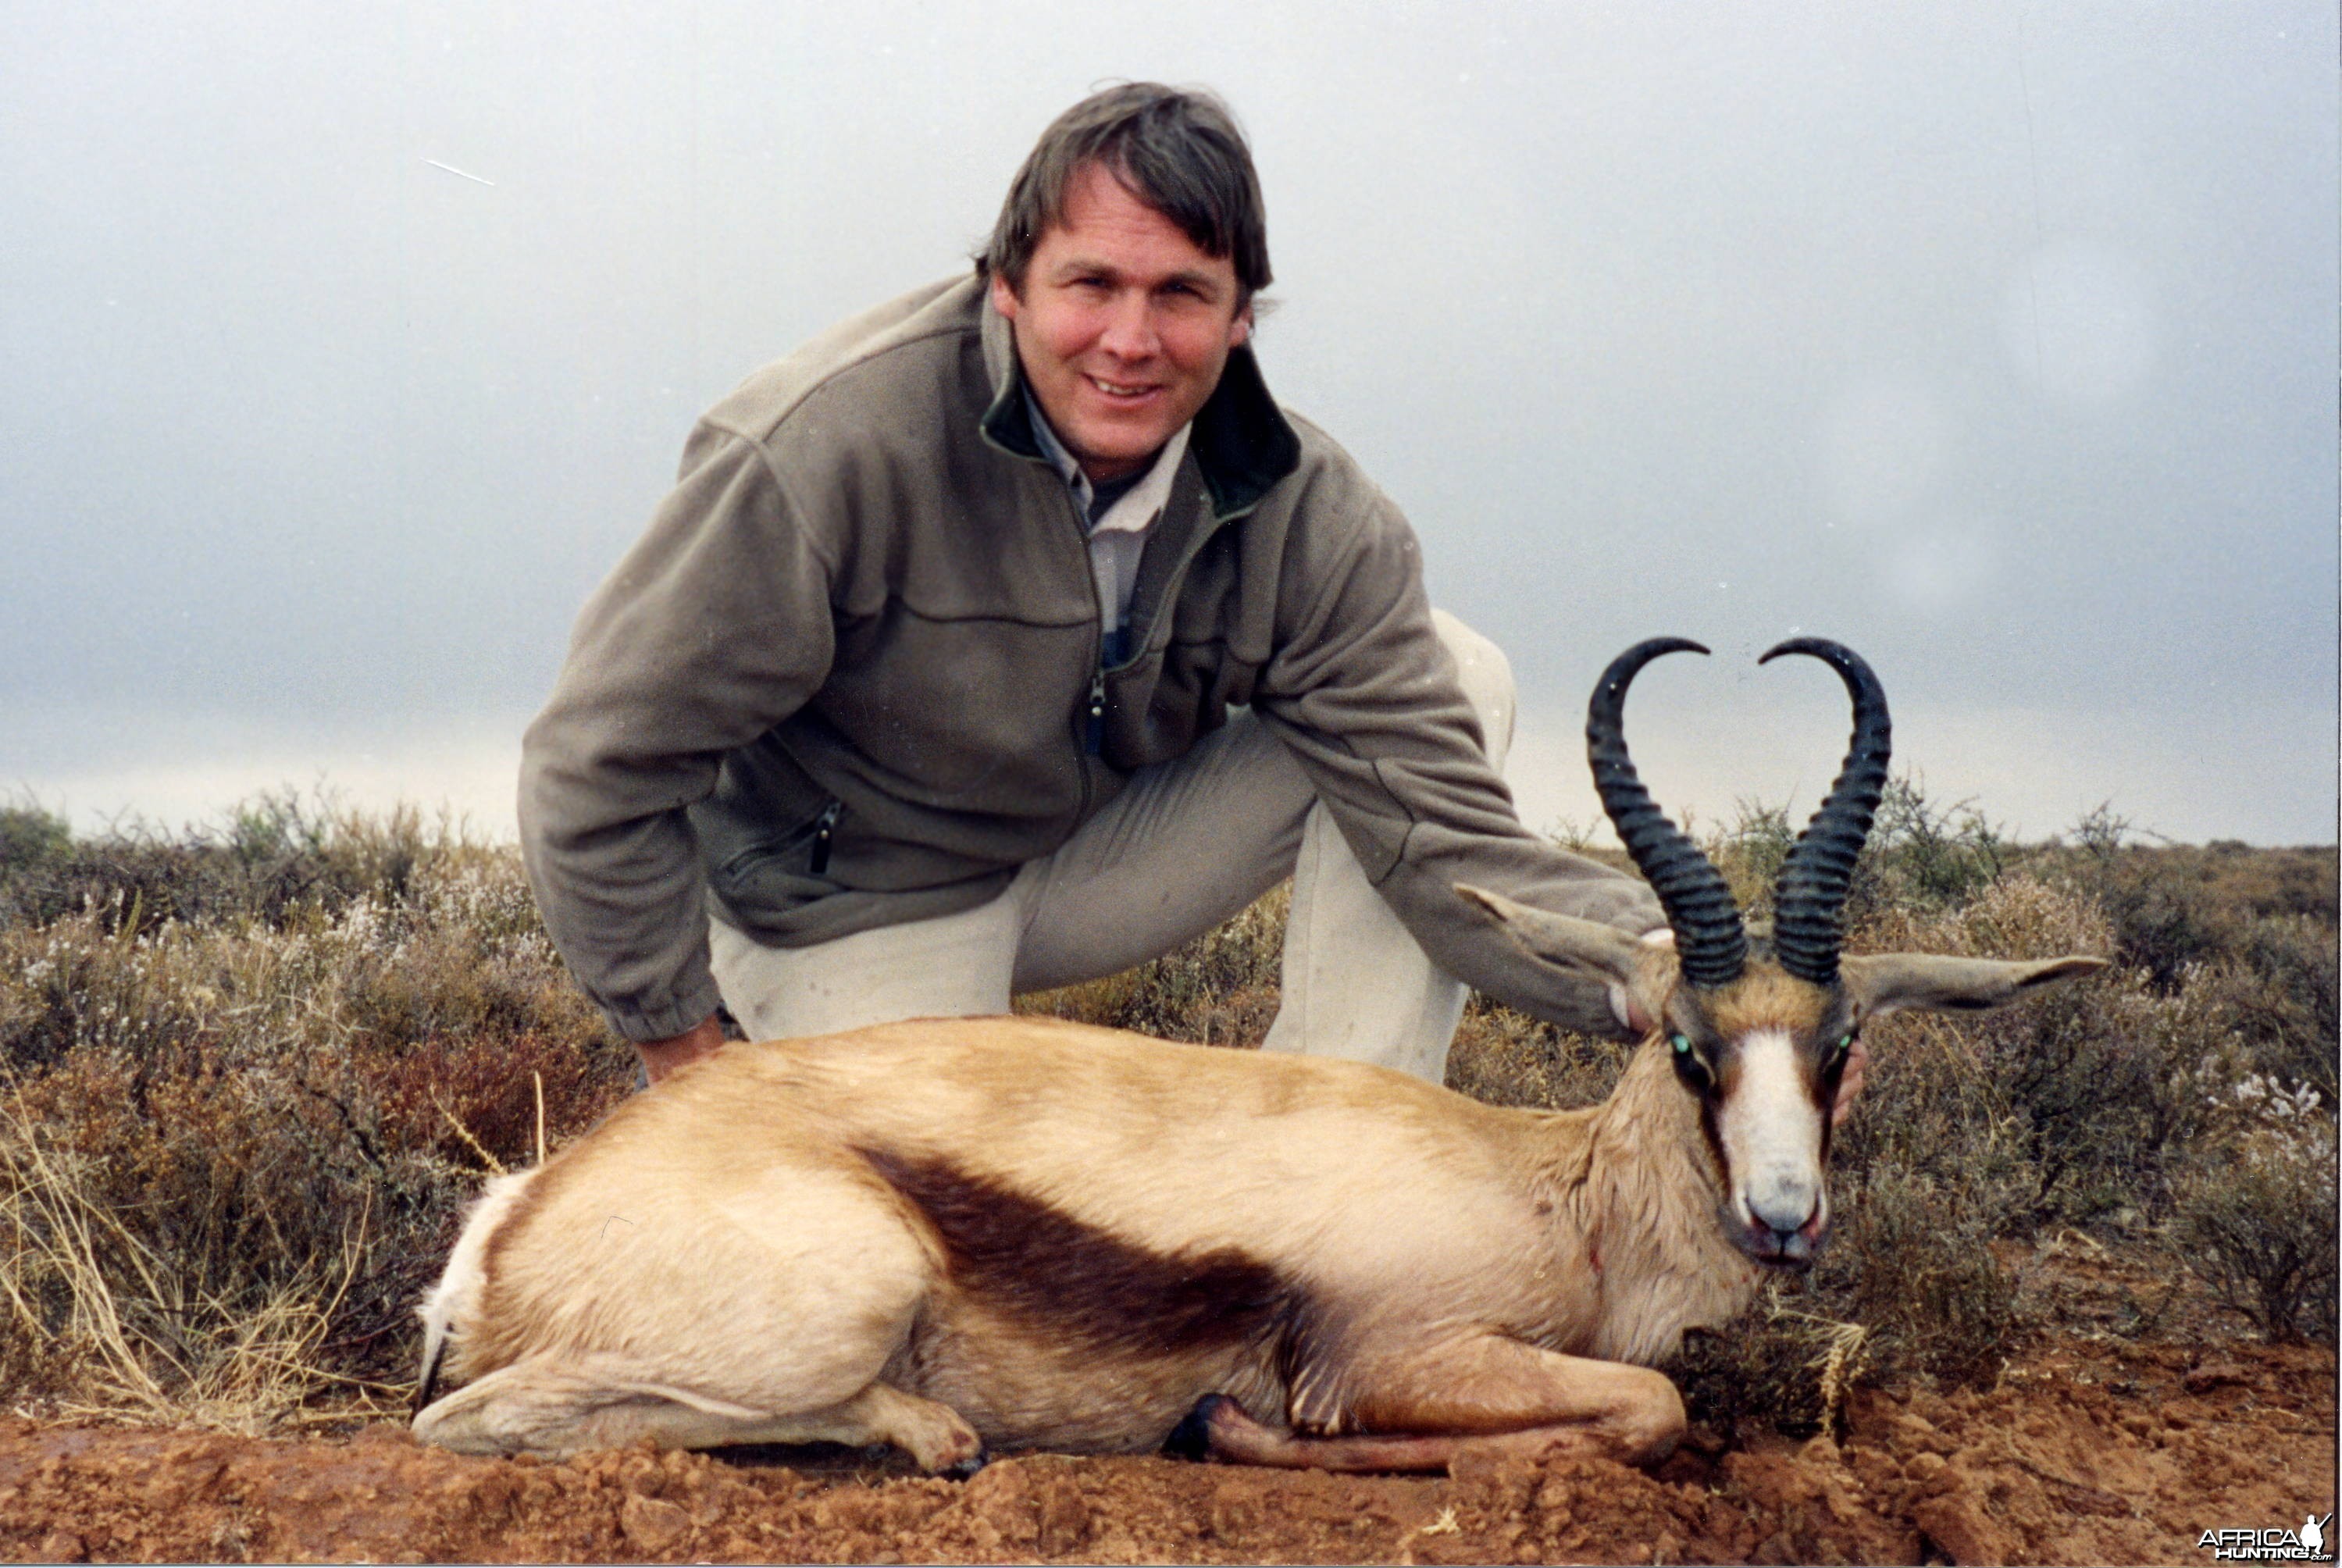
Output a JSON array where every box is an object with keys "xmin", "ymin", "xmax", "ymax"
[
  {"xmin": 1455, "ymin": 884, "xmax": 1649, "ymax": 989},
  {"xmin": 1839, "ymin": 953, "xmax": 2109, "ymax": 1019}
]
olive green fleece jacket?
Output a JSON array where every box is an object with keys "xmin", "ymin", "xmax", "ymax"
[{"xmin": 519, "ymin": 276, "xmax": 1663, "ymax": 1042}]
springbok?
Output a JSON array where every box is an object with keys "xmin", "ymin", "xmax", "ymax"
[{"xmin": 412, "ymin": 637, "xmax": 2102, "ymax": 1473}]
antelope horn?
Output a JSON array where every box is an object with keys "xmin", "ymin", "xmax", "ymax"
[
  {"xmin": 1761, "ymin": 638, "xmax": 1891, "ymax": 986},
  {"xmin": 1586, "ymin": 638, "xmax": 1747, "ymax": 989}
]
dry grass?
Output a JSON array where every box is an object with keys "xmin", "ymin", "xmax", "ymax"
[
  {"xmin": 0, "ymin": 1089, "xmax": 378, "ymax": 1431},
  {"xmin": 0, "ymin": 800, "xmax": 630, "ymax": 1427}
]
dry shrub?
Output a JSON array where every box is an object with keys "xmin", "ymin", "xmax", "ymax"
[
  {"xmin": 1670, "ymin": 1164, "xmax": 2020, "ymax": 1439},
  {"xmin": 1843, "ymin": 876, "xmax": 2206, "ymax": 1229},
  {"xmin": 0, "ymin": 789, "xmax": 450, "ymax": 938},
  {"xmin": 0, "ymin": 803, "xmax": 73, "ymax": 876},
  {"xmin": 1830, "ymin": 1168, "xmax": 2021, "ymax": 1384},
  {"xmin": 2172, "ymin": 1075, "xmax": 2338, "ymax": 1344},
  {"xmin": 0, "ymin": 1086, "xmax": 373, "ymax": 1430},
  {"xmin": 1666, "ymin": 1283, "xmax": 1880, "ymax": 1444},
  {"xmin": 0, "ymin": 832, "xmax": 629, "ymax": 1425},
  {"xmin": 1704, "ymin": 775, "xmax": 2012, "ymax": 935},
  {"xmin": 2051, "ymin": 831, "xmax": 2338, "ymax": 997},
  {"xmin": 1445, "ymin": 1002, "xmax": 1631, "ymax": 1111},
  {"xmin": 2208, "ymin": 914, "xmax": 2340, "ymax": 1103}
]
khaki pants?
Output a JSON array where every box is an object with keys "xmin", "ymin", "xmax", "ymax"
[{"xmin": 708, "ymin": 610, "xmax": 1515, "ymax": 1084}]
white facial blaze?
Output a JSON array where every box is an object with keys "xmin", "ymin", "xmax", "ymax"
[{"xmin": 1716, "ymin": 1028, "xmax": 1827, "ymax": 1237}]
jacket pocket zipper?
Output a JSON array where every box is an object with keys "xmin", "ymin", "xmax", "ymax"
[{"xmin": 807, "ymin": 800, "xmax": 844, "ymax": 875}]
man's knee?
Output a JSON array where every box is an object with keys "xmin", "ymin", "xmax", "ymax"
[{"xmin": 1430, "ymin": 608, "xmax": 1517, "ymax": 769}]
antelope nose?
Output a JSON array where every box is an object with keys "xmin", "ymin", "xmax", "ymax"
[
  {"xmin": 1748, "ymin": 1176, "xmax": 1819, "ymax": 1235},
  {"xmin": 1747, "ymin": 1187, "xmax": 1827, "ymax": 1262},
  {"xmin": 1750, "ymin": 1192, "xmax": 1815, "ymax": 1235}
]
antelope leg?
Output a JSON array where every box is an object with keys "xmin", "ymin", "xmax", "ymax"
[
  {"xmin": 1179, "ymin": 1335, "xmax": 1686, "ymax": 1470},
  {"xmin": 417, "ymin": 1356, "xmax": 983, "ymax": 1472},
  {"xmin": 1177, "ymin": 1396, "xmax": 1513, "ymax": 1472}
]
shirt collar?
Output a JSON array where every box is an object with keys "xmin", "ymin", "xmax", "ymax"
[{"xmin": 1023, "ymin": 386, "xmax": 1192, "ymax": 536}]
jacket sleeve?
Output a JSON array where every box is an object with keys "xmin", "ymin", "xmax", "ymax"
[
  {"xmin": 1250, "ymin": 484, "xmax": 1667, "ymax": 1035},
  {"xmin": 519, "ymin": 423, "xmax": 837, "ymax": 1041}
]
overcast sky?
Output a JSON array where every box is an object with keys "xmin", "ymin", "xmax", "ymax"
[{"xmin": 5, "ymin": 2, "xmax": 2335, "ymax": 846}]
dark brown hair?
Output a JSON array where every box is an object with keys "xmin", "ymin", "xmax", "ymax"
[{"xmin": 979, "ymin": 83, "xmax": 1271, "ymax": 305}]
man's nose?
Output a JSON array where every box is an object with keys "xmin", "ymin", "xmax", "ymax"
[{"xmin": 1096, "ymin": 292, "xmax": 1160, "ymax": 359}]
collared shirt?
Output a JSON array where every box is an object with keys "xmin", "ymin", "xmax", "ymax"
[{"xmin": 1024, "ymin": 387, "xmax": 1192, "ymax": 665}]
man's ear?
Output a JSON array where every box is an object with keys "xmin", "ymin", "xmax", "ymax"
[
  {"xmin": 1839, "ymin": 953, "xmax": 2109, "ymax": 1019},
  {"xmin": 1229, "ymin": 303, "xmax": 1253, "ymax": 348},
  {"xmin": 1455, "ymin": 884, "xmax": 1647, "ymax": 990},
  {"xmin": 989, "ymin": 270, "xmax": 1020, "ymax": 321}
]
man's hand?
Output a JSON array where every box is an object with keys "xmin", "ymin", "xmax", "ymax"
[
  {"xmin": 637, "ymin": 1015, "xmax": 725, "ymax": 1085},
  {"xmin": 1832, "ymin": 1038, "xmax": 1870, "ymax": 1128},
  {"xmin": 1608, "ymin": 928, "xmax": 1676, "ymax": 1035}
]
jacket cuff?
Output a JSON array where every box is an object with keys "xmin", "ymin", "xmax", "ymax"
[
  {"xmin": 601, "ymin": 974, "xmax": 728, "ymax": 1044},
  {"xmin": 1578, "ymin": 879, "xmax": 1669, "ymax": 940}
]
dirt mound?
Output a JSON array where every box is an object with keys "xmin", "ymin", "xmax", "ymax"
[{"xmin": 0, "ymin": 1340, "xmax": 2328, "ymax": 1564}]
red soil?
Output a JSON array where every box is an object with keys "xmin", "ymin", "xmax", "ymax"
[{"xmin": 0, "ymin": 1336, "xmax": 2329, "ymax": 1565}]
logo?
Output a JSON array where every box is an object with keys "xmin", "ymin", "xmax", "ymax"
[{"xmin": 2198, "ymin": 1516, "xmax": 2336, "ymax": 1563}]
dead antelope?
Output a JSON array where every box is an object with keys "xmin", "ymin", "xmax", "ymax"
[{"xmin": 412, "ymin": 636, "xmax": 2103, "ymax": 1474}]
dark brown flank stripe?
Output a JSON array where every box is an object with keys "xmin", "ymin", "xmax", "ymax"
[{"xmin": 855, "ymin": 1148, "xmax": 1303, "ymax": 1360}]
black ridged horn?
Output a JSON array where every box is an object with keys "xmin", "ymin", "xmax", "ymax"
[
  {"xmin": 1587, "ymin": 638, "xmax": 1747, "ymax": 989},
  {"xmin": 1761, "ymin": 638, "xmax": 1891, "ymax": 986}
]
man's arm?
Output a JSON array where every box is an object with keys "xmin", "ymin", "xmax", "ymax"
[{"xmin": 520, "ymin": 422, "xmax": 837, "ymax": 1058}]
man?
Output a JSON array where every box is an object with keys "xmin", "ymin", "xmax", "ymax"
[{"xmin": 520, "ymin": 84, "xmax": 1667, "ymax": 1089}]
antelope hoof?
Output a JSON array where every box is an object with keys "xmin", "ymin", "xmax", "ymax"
[
  {"xmin": 943, "ymin": 1448, "xmax": 990, "ymax": 1480},
  {"xmin": 1163, "ymin": 1393, "xmax": 1235, "ymax": 1462}
]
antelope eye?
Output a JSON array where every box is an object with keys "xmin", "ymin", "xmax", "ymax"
[{"xmin": 1668, "ymin": 1034, "xmax": 1712, "ymax": 1091}]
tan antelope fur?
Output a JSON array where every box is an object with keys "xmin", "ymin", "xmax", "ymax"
[{"xmin": 412, "ymin": 638, "xmax": 2105, "ymax": 1473}]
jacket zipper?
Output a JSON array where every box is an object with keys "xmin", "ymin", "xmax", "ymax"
[
  {"xmin": 1084, "ymin": 666, "xmax": 1108, "ymax": 755},
  {"xmin": 1060, "ymin": 464, "xmax": 1264, "ymax": 769},
  {"xmin": 807, "ymin": 800, "xmax": 843, "ymax": 875},
  {"xmin": 1055, "ymin": 485, "xmax": 1110, "ymax": 783}
]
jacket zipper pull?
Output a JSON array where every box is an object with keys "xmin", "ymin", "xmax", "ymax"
[
  {"xmin": 1085, "ymin": 668, "xmax": 1107, "ymax": 756},
  {"xmin": 808, "ymin": 800, "xmax": 843, "ymax": 875}
]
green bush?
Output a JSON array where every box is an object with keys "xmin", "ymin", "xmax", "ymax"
[
  {"xmin": 0, "ymin": 802, "xmax": 73, "ymax": 875},
  {"xmin": 0, "ymin": 789, "xmax": 449, "ymax": 937}
]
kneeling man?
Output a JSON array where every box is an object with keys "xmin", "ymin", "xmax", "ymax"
[{"xmin": 519, "ymin": 84, "xmax": 1665, "ymax": 1086}]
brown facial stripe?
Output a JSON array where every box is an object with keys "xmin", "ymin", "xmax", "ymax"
[
  {"xmin": 1695, "ymin": 1094, "xmax": 1731, "ymax": 1190},
  {"xmin": 856, "ymin": 1148, "xmax": 1299, "ymax": 1358}
]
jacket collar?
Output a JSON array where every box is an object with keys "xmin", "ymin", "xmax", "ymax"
[{"xmin": 978, "ymin": 278, "xmax": 1302, "ymax": 522}]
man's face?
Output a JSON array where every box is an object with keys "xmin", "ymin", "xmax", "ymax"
[{"xmin": 990, "ymin": 161, "xmax": 1252, "ymax": 484}]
